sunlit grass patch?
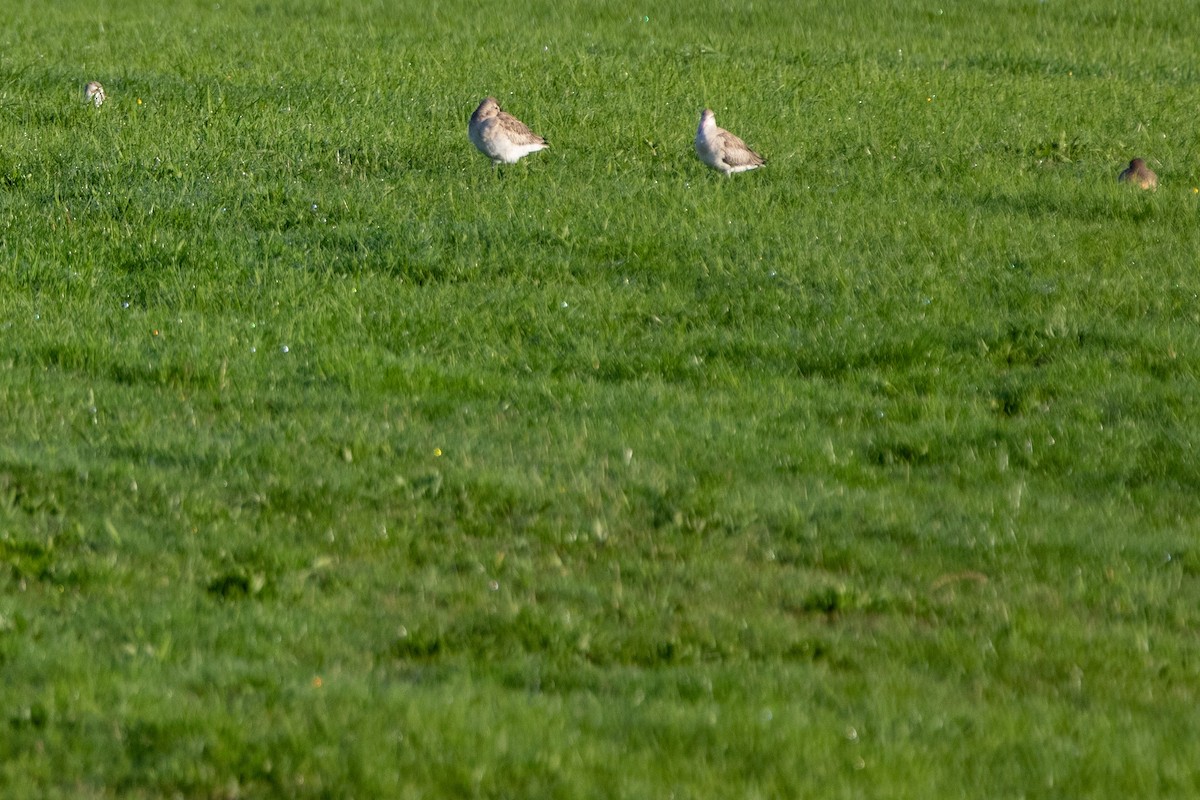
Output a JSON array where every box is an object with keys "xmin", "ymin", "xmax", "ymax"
[{"xmin": 2, "ymin": 0, "xmax": 1200, "ymax": 797}]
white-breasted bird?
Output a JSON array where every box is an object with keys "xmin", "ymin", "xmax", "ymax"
[
  {"xmin": 694, "ymin": 108, "xmax": 765, "ymax": 176},
  {"xmin": 468, "ymin": 96, "xmax": 549, "ymax": 165},
  {"xmin": 84, "ymin": 81, "xmax": 105, "ymax": 107}
]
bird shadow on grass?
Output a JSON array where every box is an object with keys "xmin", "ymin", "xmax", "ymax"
[{"xmin": 971, "ymin": 183, "xmax": 1158, "ymax": 225}]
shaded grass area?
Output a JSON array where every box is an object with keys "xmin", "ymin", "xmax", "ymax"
[{"xmin": 2, "ymin": 0, "xmax": 1200, "ymax": 796}]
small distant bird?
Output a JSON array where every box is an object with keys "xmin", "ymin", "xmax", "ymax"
[
  {"xmin": 694, "ymin": 108, "xmax": 765, "ymax": 175},
  {"xmin": 1118, "ymin": 158, "xmax": 1157, "ymax": 190},
  {"xmin": 468, "ymin": 97, "xmax": 549, "ymax": 165},
  {"xmin": 84, "ymin": 81, "xmax": 105, "ymax": 107}
]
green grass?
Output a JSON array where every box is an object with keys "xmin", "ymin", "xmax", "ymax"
[{"xmin": 2, "ymin": 0, "xmax": 1200, "ymax": 796}]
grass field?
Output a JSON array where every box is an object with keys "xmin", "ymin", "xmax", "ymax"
[{"xmin": 2, "ymin": 0, "xmax": 1200, "ymax": 796}]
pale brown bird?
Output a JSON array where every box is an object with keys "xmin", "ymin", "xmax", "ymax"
[
  {"xmin": 468, "ymin": 97, "xmax": 549, "ymax": 165},
  {"xmin": 694, "ymin": 109, "xmax": 765, "ymax": 176},
  {"xmin": 83, "ymin": 81, "xmax": 105, "ymax": 107},
  {"xmin": 1118, "ymin": 158, "xmax": 1157, "ymax": 190}
]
